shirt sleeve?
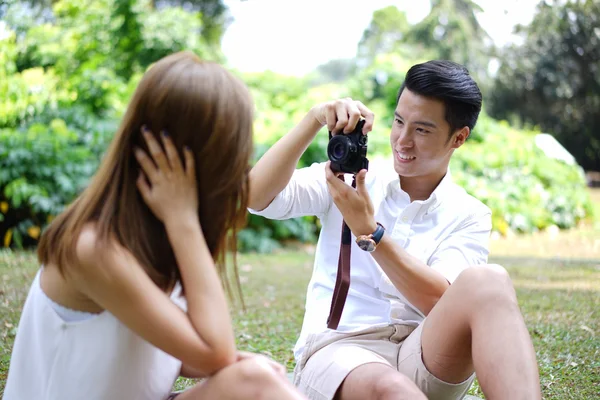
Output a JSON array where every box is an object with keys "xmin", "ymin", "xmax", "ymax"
[
  {"xmin": 248, "ymin": 162, "xmax": 332, "ymax": 220},
  {"xmin": 428, "ymin": 208, "xmax": 492, "ymax": 283}
]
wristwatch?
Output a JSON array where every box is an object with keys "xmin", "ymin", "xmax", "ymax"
[{"xmin": 355, "ymin": 222, "xmax": 385, "ymax": 252}]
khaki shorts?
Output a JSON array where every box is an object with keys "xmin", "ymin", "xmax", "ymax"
[{"xmin": 292, "ymin": 322, "xmax": 475, "ymax": 400}]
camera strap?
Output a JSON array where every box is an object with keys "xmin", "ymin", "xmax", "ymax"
[{"xmin": 326, "ymin": 174, "xmax": 356, "ymax": 330}]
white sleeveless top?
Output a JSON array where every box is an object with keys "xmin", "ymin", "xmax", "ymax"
[{"xmin": 3, "ymin": 269, "xmax": 188, "ymax": 400}]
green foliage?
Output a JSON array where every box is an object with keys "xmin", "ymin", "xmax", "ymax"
[
  {"xmin": 0, "ymin": 32, "xmax": 70, "ymax": 129},
  {"xmin": 0, "ymin": 120, "xmax": 101, "ymax": 247},
  {"xmin": 352, "ymin": 1, "xmax": 493, "ymax": 92},
  {"xmin": 0, "ymin": 0, "xmax": 595, "ymax": 252},
  {"xmin": 488, "ymin": 0, "xmax": 600, "ymax": 171},
  {"xmin": 451, "ymin": 114, "xmax": 593, "ymax": 234},
  {"xmin": 14, "ymin": 23, "xmax": 64, "ymax": 71},
  {"xmin": 312, "ymin": 58, "xmax": 357, "ymax": 85},
  {"xmin": 137, "ymin": 6, "xmax": 209, "ymax": 68},
  {"xmin": 238, "ymin": 215, "xmax": 319, "ymax": 253},
  {"xmin": 357, "ymin": 6, "xmax": 411, "ymax": 63},
  {"xmin": 153, "ymin": 0, "xmax": 230, "ymax": 53},
  {"xmin": 0, "ymin": 0, "xmax": 219, "ymax": 248}
]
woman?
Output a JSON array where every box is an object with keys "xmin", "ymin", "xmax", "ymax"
[{"xmin": 4, "ymin": 51, "xmax": 305, "ymax": 400}]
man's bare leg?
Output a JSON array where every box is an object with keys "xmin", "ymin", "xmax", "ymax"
[
  {"xmin": 335, "ymin": 363, "xmax": 427, "ymax": 400},
  {"xmin": 420, "ymin": 264, "xmax": 542, "ymax": 400}
]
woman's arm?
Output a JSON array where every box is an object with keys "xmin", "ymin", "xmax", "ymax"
[{"xmin": 69, "ymin": 130, "xmax": 236, "ymax": 376}]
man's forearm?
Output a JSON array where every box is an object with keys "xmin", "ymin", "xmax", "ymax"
[
  {"xmin": 248, "ymin": 110, "xmax": 323, "ymax": 211},
  {"xmin": 372, "ymin": 235, "xmax": 449, "ymax": 315}
]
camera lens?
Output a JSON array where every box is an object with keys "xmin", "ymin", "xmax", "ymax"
[
  {"xmin": 333, "ymin": 142, "xmax": 346, "ymax": 159},
  {"xmin": 327, "ymin": 135, "xmax": 355, "ymax": 163}
]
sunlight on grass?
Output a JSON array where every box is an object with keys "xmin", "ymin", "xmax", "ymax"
[{"xmin": 489, "ymin": 189, "xmax": 600, "ymax": 261}]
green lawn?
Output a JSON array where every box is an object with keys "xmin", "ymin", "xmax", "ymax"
[{"xmin": 1, "ymin": 250, "xmax": 598, "ymax": 399}]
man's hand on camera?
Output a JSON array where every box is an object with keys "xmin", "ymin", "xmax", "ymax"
[
  {"xmin": 311, "ymin": 98, "xmax": 375, "ymax": 135},
  {"xmin": 325, "ymin": 161, "xmax": 377, "ymax": 237}
]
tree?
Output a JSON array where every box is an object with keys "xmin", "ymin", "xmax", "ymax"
[
  {"xmin": 488, "ymin": 0, "xmax": 600, "ymax": 172},
  {"xmin": 312, "ymin": 58, "xmax": 357, "ymax": 85},
  {"xmin": 405, "ymin": 0, "xmax": 493, "ymax": 89},
  {"xmin": 357, "ymin": 6, "xmax": 411, "ymax": 64},
  {"xmin": 3, "ymin": 0, "xmax": 235, "ymax": 51},
  {"xmin": 153, "ymin": 0, "xmax": 232, "ymax": 49}
]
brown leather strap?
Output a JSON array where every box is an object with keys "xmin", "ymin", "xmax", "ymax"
[{"xmin": 327, "ymin": 175, "xmax": 355, "ymax": 330}]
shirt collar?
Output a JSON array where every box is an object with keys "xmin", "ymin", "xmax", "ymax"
[{"xmin": 386, "ymin": 168, "xmax": 453, "ymax": 212}]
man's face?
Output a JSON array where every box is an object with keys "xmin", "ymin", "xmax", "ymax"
[{"xmin": 389, "ymin": 88, "xmax": 468, "ymax": 179}]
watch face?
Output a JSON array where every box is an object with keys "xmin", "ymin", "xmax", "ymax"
[{"xmin": 357, "ymin": 238, "xmax": 376, "ymax": 252}]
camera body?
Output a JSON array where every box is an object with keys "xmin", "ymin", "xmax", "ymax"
[{"xmin": 327, "ymin": 119, "xmax": 369, "ymax": 174}]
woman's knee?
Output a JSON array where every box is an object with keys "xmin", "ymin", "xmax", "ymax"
[
  {"xmin": 178, "ymin": 357, "xmax": 289, "ymax": 400},
  {"xmin": 229, "ymin": 357, "xmax": 287, "ymax": 398}
]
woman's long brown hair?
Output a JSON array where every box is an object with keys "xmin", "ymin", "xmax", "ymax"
[{"xmin": 37, "ymin": 51, "xmax": 254, "ymax": 300}]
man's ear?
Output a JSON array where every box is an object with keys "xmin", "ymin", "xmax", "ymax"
[{"xmin": 451, "ymin": 126, "xmax": 470, "ymax": 149}]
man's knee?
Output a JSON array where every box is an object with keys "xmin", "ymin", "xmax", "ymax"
[
  {"xmin": 456, "ymin": 264, "xmax": 517, "ymax": 305},
  {"xmin": 371, "ymin": 372, "xmax": 426, "ymax": 400}
]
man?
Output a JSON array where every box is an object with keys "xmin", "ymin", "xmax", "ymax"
[{"xmin": 248, "ymin": 60, "xmax": 542, "ymax": 400}]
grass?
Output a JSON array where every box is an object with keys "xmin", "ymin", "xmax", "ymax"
[{"xmin": 1, "ymin": 250, "xmax": 598, "ymax": 398}]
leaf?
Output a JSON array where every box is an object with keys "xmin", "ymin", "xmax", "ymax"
[{"xmin": 3, "ymin": 229, "xmax": 12, "ymax": 248}]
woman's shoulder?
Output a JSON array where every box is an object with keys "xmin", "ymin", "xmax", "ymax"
[
  {"xmin": 75, "ymin": 223, "xmax": 102, "ymax": 265},
  {"xmin": 72, "ymin": 223, "xmax": 129, "ymax": 278}
]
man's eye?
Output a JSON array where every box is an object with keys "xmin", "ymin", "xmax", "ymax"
[
  {"xmin": 395, "ymin": 118, "xmax": 403, "ymax": 124},
  {"xmin": 416, "ymin": 128, "xmax": 429, "ymax": 134}
]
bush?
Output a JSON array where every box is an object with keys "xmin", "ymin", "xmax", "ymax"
[
  {"xmin": 451, "ymin": 114, "xmax": 594, "ymax": 234},
  {"xmin": 0, "ymin": 119, "xmax": 106, "ymax": 247},
  {"xmin": 0, "ymin": 32, "xmax": 71, "ymax": 129},
  {"xmin": 238, "ymin": 215, "xmax": 319, "ymax": 253}
]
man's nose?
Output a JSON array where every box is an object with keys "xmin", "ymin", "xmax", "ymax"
[{"xmin": 396, "ymin": 129, "xmax": 414, "ymax": 148}]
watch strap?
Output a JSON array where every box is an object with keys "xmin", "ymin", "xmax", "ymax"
[{"xmin": 372, "ymin": 222, "xmax": 385, "ymax": 244}]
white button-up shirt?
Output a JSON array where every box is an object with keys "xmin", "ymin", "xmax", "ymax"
[{"xmin": 249, "ymin": 158, "xmax": 492, "ymax": 359}]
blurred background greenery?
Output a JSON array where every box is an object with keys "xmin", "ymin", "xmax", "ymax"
[{"xmin": 0, "ymin": 0, "xmax": 598, "ymax": 252}]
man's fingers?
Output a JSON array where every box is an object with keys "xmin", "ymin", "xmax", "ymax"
[
  {"xmin": 325, "ymin": 162, "xmax": 340, "ymax": 183},
  {"xmin": 325, "ymin": 162, "xmax": 351, "ymax": 198},
  {"xmin": 323, "ymin": 98, "xmax": 373, "ymax": 135},
  {"xmin": 333, "ymin": 100, "xmax": 349, "ymax": 134},
  {"xmin": 344, "ymin": 101, "xmax": 362, "ymax": 133},
  {"xmin": 325, "ymin": 103, "xmax": 337, "ymax": 133},
  {"xmin": 355, "ymin": 101, "xmax": 375, "ymax": 134},
  {"xmin": 355, "ymin": 169, "xmax": 369, "ymax": 198}
]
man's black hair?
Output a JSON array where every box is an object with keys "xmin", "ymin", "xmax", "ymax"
[{"xmin": 397, "ymin": 60, "xmax": 482, "ymax": 135}]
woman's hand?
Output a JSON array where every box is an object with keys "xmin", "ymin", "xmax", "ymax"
[{"xmin": 134, "ymin": 126, "xmax": 197, "ymax": 224}]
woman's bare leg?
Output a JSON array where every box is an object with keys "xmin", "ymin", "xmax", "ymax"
[{"xmin": 176, "ymin": 357, "xmax": 306, "ymax": 400}]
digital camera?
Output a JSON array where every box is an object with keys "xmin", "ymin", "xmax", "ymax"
[{"xmin": 327, "ymin": 119, "xmax": 369, "ymax": 174}]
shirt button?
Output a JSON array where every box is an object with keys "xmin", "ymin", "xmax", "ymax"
[{"xmin": 402, "ymin": 216, "xmax": 408, "ymax": 223}]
